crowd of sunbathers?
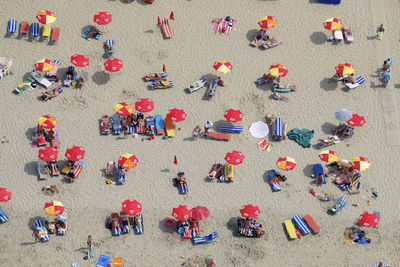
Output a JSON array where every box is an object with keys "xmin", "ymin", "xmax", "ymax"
[
  {"xmin": 238, "ymin": 217, "xmax": 265, "ymax": 238},
  {"xmin": 109, "ymin": 212, "xmax": 142, "ymax": 234},
  {"xmin": 319, "ymin": 123, "xmax": 354, "ymax": 147},
  {"xmin": 177, "ymin": 218, "xmax": 201, "ymax": 240},
  {"xmin": 326, "ymin": 161, "xmax": 361, "ymax": 192},
  {"xmin": 348, "ymin": 227, "xmax": 371, "ymax": 244},
  {"xmin": 35, "ymin": 125, "xmax": 58, "ymax": 146}
]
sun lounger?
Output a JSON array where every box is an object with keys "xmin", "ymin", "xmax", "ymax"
[
  {"xmin": 31, "ymin": 70, "xmax": 52, "ymax": 88},
  {"xmin": 42, "ymin": 25, "xmax": 51, "ymax": 38},
  {"xmin": 303, "ymin": 214, "xmax": 320, "ymax": 234},
  {"xmin": 111, "ymin": 213, "xmax": 122, "ymax": 236},
  {"xmin": 263, "ymin": 37, "xmax": 283, "ymax": 49},
  {"xmin": 7, "ymin": 19, "xmax": 17, "ymax": 34},
  {"xmin": 314, "ymin": 163, "xmax": 327, "ymax": 184},
  {"xmin": 32, "ymin": 127, "xmax": 47, "ymax": 147},
  {"xmin": 217, "ymin": 125, "xmax": 243, "ymax": 133},
  {"xmin": 144, "ymin": 72, "xmax": 168, "ymax": 81},
  {"xmin": 272, "ymin": 117, "xmax": 287, "ymax": 141},
  {"xmin": 224, "ymin": 164, "xmax": 233, "ymax": 182},
  {"xmin": 38, "ymin": 159, "xmax": 49, "ymax": 180},
  {"xmin": 208, "ymin": 163, "xmax": 224, "ymax": 180},
  {"xmin": 50, "ymin": 26, "xmax": 60, "ymax": 43},
  {"xmin": 284, "ymin": 220, "xmax": 297, "ymax": 240},
  {"xmin": 345, "ymin": 76, "xmax": 365, "ymax": 89},
  {"xmin": 205, "ymin": 131, "xmax": 230, "ymax": 141},
  {"xmin": 145, "ymin": 116, "xmax": 156, "ymax": 135},
  {"xmin": 154, "ymin": 115, "xmax": 165, "ymax": 135},
  {"xmin": 66, "ymin": 160, "xmax": 85, "ymax": 182},
  {"xmin": 106, "ymin": 161, "xmax": 115, "ymax": 176},
  {"xmin": 14, "ymin": 76, "xmax": 36, "ymax": 94},
  {"xmin": 101, "ymin": 115, "xmax": 110, "ymax": 135},
  {"xmin": 162, "ymin": 18, "xmax": 172, "ymax": 38},
  {"xmin": 96, "ymin": 255, "xmax": 111, "ymax": 267},
  {"xmin": 150, "ymin": 80, "xmax": 174, "ymax": 89},
  {"xmin": 34, "ymin": 219, "xmax": 50, "ymax": 242},
  {"xmin": 105, "ymin": 39, "xmax": 115, "ymax": 56},
  {"xmin": 116, "ymin": 164, "xmax": 125, "ymax": 185},
  {"xmin": 342, "ymin": 25, "xmax": 353, "ymax": 43},
  {"xmin": 193, "ymin": 232, "xmax": 218, "ymax": 244},
  {"xmin": 187, "ymin": 78, "xmax": 207, "ymax": 93},
  {"xmin": 134, "ymin": 213, "xmax": 144, "ymax": 234},
  {"xmin": 30, "ymin": 23, "xmax": 40, "ymax": 38},
  {"xmin": 20, "ymin": 21, "xmax": 29, "ymax": 35},
  {"xmin": 329, "ymin": 196, "xmax": 348, "ymax": 214},
  {"xmin": 165, "ymin": 117, "xmax": 175, "ymax": 137},
  {"xmin": 292, "ymin": 215, "xmax": 310, "ymax": 235},
  {"xmin": 319, "ymin": 0, "xmax": 341, "ymax": 4},
  {"xmin": 333, "ymin": 30, "xmax": 343, "ymax": 44},
  {"xmin": 0, "ymin": 207, "xmax": 9, "ymax": 223},
  {"xmin": 120, "ymin": 212, "xmax": 131, "ymax": 234},
  {"xmin": 113, "ymin": 257, "xmax": 123, "ymax": 267},
  {"xmin": 112, "ymin": 114, "xmax": 122, "ymax": 135}
]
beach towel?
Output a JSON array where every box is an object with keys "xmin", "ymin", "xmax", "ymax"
[
  {"xmin": 96, "ymin": 255, "xmax": 111, "ymax": 267},
  {"xmin": 287, "ymin": 128, "xmax": 314, "ymax": 148},
  {"xmin": 0, "ymin": 207, "xmax": 9, "ymax": 223},
  {"xmin": 292, "ymin": 215, "xmax": 310, "ymax": 235}
]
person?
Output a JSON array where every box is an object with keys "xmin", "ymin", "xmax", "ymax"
[
  {"xmin": 42, "ymin": 87, "xmax": 60, "ymax": 100},
  {"xmin": 57, "ymin": 220, "xmax": 67, "ymax": 232},
  {"xmin": 382, "ymin": 70, "xmax": 390, "ymax": 86},
  {"xmin": 356, "ymin": 230, "xmax": 371, "ymax": 244},
  {"xmin": 244, "ymin": 218, "xmax": 254, "ymax": 228},
  {"xmin": 320, "ymin": 135, "xmax": 339, "ymax": 146},
  {"xmin": 217, "ymin": 76, "xmax": 224, "ymax": 86},
  {"xmin": 87, "ymin": 235, "xmax": 94, "ymax": 258},
  {"xmin": 178, "ymin": 173, "xmax": 187, "ymax": 192},
  {"xmin": 33, "ymin": 229, "xmax": 40, "ymax": 243},
  {"xmin": 377, "ymin": 24, "xmax": 384, "ymax": 40},
  {"xmin": 349, "ymin": 227, "xmax": 359, "ymax": 241},
  {"xmin": 315, "ymin": 174, "xmax": 324, "ymax": 186},
  {"xmin": 333, "ymin": 124, "xmax": 346, "ymax": 135},
  {"xmin": 192, "ymin": 125, "xmax": 201, "ymax": 140},
  {"xmin": 123, "ymin": 125, "xmax": 128, "ymax": 139},
  {"xmin": 204, "ymin": 121, "xmax": 212, "ymax": 133},
  {"xmin": 118, "ymin": 167, "xmax": 126, "ymax": 178},
  {"xmin": 46, "ymin": 129, "xmax": 55, "ymax": 141},
  {"xmin": 190, "ymin": 219, "xmax": 200, "ymax": 237},
  {"xmin": 332, "ymin": 198, "xmax": 346, "ymax": 211},
  {"xmin": 120, "ymin": 212, "xmax": 130, "ymax": 232},
  {"xmin": 346, "ymin": 73, "xmax": 357, "ymax": 84},
  {"xmin": 65, "ymin": 66, "xmax": 75, "ymax": 81},
  {"xmin": 382, "ymin": 58, "xmax": 391, "ymax": 72},
  {"xmin": 343, "ymin": 126, "xmax": 354, "ymax": 137},
  {"xmin": 67, "ymin": 160, "xmax": 75, "ymax": 168},
  {"xmin": 49, "ymin": 161, "xmax": 59, "ymax": 176},
  {"xmin": 255, "ymin": 226, "xmax": 266, "ymax": 237},
  {"xmin": 134, "ymin": 214, "xmax": 142, "ymax": 231},
  {"xmin": 87, "ymin": 26, "xmax": 101, "ymax": 38},
  {"xmin": 272, "ymin": 91, "xmax": 288, "ymax": 101},
  {"xmin": 48, "ymin": 222, "xmax": 56, "ymax": 234},
  {"xmin": 42, "ymin": 185, "xmax": 57, "ymax": 193},
  {"xmin": 76, "ymin": 76, "xmax": 85, "ymax": 89}
]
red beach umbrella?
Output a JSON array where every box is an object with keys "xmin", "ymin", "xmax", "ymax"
[
  {"xmin": 269, "ymin": 64, "xmax": 288, "ymax": 78},
  {"xmin": 43, "ymin": 200, "xmax": 64, "ymax": 216},
  {"xmin": 166, "ymin": 108, "xmax": 187, "ymax": 122},
  {"xmin": 118, "ymin": 153, "xmax": 139, "ymax": 169},
  {"xmin": 70, "ymin": 54, "xmax": 90, "ymax": 67},
  {"xmin": 347, "ymin": 114, "xmax": 366, "ymax": 127},
  {"xmin": 94, "ymin": 11, "xmax": 112, "ymax": 25},
  {"xmin": 240, "ymin": 204, "xmax": 261, "ymax": 218},
  {"xmin": 36, "ymin": 10, "xmax": 56, "ymax": 25},
  {"xmin": 38, "ymin": 147, "xmax": 59, "ymax": 161},
  {"xmin": 104, "ymin": 58, "xmax": 123, "ymax": 72},
  {"xmin": 65, "ymin": 146, "xmax": 86, "ymax": 161},
  {"xmin": 225, "ymin": 150, "xmax": 245, "ymax": 165},
  {"xmin": 358, "ymin": 212, "xmax": 380, "ymax": 227},
  {"xmin": 135, "ymin": 98, "xmax": 154, "ymax": 112},
  {"xmin": 122, "ymin": 199, "xmax": 142, "ymax": 216},
  {"xmin": 276, "ymin": 156, "xmax": 296, "ymax": 171},
  {"xmin": 0, "ymin": 188, "xmax": 11, "ymax": 202},
  {"xmin": 191, "ymin": 206, "xmax": 210, "ymax": 221},
  {"xmin": 114, "ymin": 102, "xmax": 133, "ymax": 116},
  {"xmin": 224, "ymin": 109, "xmax": 243, "ymax": 123},
  {"xmin": 172, "ymin": 205, "xmax": 192, "ymax": 221}
]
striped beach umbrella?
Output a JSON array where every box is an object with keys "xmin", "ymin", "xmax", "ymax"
[
  {"xmin": 71, "ymin": 54, "xmax": 90, "ymax": 67},
  {"xmin": 172, "ymin": 205, "xmax": 192, "ymax": 221},
  {"xmin": 240, "ymin": 204, "xmax": 260, "ymax": 218},
  {"xmin": 38, "ymin": 147, "xmax": 59, "ymax": 161},
  {"xmin": 0, "ymin": 188, "xmax": 11, "ymax": 202},
  {"xmin": 94, "ymin": 11, "xmax": 112, "ymax": 25},
  {"xmin": 269, "ymin": 64, "xmax": 288, "ymax": 78},
  {"xmin": 319, "ymin": 150, "xmax": 339, "ymax": 163},
  {"xmin": 36, "ymin": 10, "xmax": 56, "ymax": 25},
  {"xmin": 213, "ymin": 61, "xmax": 233, "ymax": 74},
  {"xmin": 35, "ymin": 59, "xmax": 54, "ymax": 72},
  {"xmin": 122, "ymin": 199, "xmax": 142, "ymax": 216},
  {"xmin": 118, "ymin": 153, "xmax": 139, "ymax": 169},
  {"xmin": 114, "ymin": 102, "xmax": 133, "ymax": 116},
  {"xmin": 358, "ymin": 212, "xmax": 379, "ymax": 227},
  {"xmin": 258, "ymin": 16, "xmax": 278, "ymax": 29},
  {"xmin": 43, "ymin": 200, "xmax": 64, "ymax": 216},
  {"xmin": 276, "ymin": 156, "xmax": 296, "ymax": 171},
  {"xmin": 350, "ymin": 157, "xmax": 371, "ymax": 172},
  {"xmin": 135, "ymin": 98, "xmax": 154, "ymax": 113},
  {"xmin": 224, "ymin": 108, "xmax": 243, "ymax": 123},
  {"xmin": 347, "ymin": 114, "xmax": 366, "ymax": 126},
  {"xmin": 38, "ymin": 115, "xmax": 58, "ymax": 129},
  {"xmin": 65, "ymin": 146, "xmax": 86, "ymax": 161},
  {"xmin": 323, "ymin": 18, "xmax": 342, "ymax": 31},
  {"xmin": 167, "ymin": 108, "xmax": 187, "ymax": 122},
  {"xmin": 225, "ymin": 150, "xmax": 245, "ymax": 165},
  {"xmin": 335, "ymin": 63, "xmax": 354, "ymax": 76},
  {"xmin": 104, "ymin": 58, "xmax": 123, "ymax": 72}
]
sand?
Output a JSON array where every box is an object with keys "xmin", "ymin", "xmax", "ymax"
[{"xmin": 0, "ymin": 0, "xmax": 400, "ymax": 266}]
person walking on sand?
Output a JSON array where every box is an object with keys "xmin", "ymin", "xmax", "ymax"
[
  {"xmin": 377, "ymin": 24, "xmax": 384, "ymax": 40},
  {"xmin": 87, "ymin": 235, "xmax": 94, "ymax": 259}
]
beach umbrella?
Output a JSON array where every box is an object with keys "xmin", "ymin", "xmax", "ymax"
[
  {"xmin": 38, "ymin": 147, "xmax": 59, "ymax": 161},
  {"xmin": 240, "ymin": 204, "xmax": 260, "ymax": 218},
  {"xmin": 335, "ymin": 63, "xmax": 354, "ymax": 76},
  {"xmin": 135, "ymin": 98, "xmax": 154, "ymax": 112},
  {"xmin": 276, "ymin": 156, "xmax": 296, "ymax": 171},
  {"xmin": 43, "ymin": 200, "xmax": 64, "ymax": 216},
  {"xmin": 319, "ymin": 150, "xmax": 339, "ymax": 163},
  {"xmin": 118, "ymin": 153, "xmax": 138, "ymax": 169},
  {"xmin": 94, "ymin": 11, "xmax": 112, "ymax": 25},
  {"xmin": 65, "ymin": 146, "xmax": 86, "ymax": 161},
  {"xmin": 258, "ymin": 16, "xmax": 278, "ymax": 29},
  {"xmin": 323, "ymin": 18, "xmax": 342, "ymax": 31},
  {"xmin": 114, "ymin": 102, "xmax": 133, "ymax": 116},
  {"xmin": 172, "ymin": 205, "xmax": 192, "ymax": 221},
  {"xmin": 70, "ymin": 54, "xmax": 90, "ymax": 67},
  {"xmin": 36, "ymin": 10, "xmax": 56, "ymax": 25},
  {"xmin": 122, "ymin": 199, "xmax": 142, "ymax": 216},
  {"xmin": 191, "ymin": 206, "xmax": 210, "ymax": 221},
  {"xmin": 167, "ymin": 108, "xmax": 187, "ymax": 122},
  {"xmin": 225, "ymin": 150, "xmax": 245, "ymax": 165},
  {"xmin": 350, "ymin": 157, "xmax": 370, "ymax": 172},
  {"xmin": 224, "ymin": 109, "xmax": 243, "ymax": 123},
  {"xmin": 104, "ymin": 58, "xmax": 123, "ymax": 72},
  {"xmin": 249, "ymin": 121, "xmax": 269, "ymax": 138},
  {"xmin": 269, "ymin": 64, "xmax": 288, "ymax": 78},
  {"xmin": 38, "ymin": 115, "xmax": 58, "ymax": 129},
  {"xmin": 35, "ymin": 59, "xmax": 54, "ymax": 72},
  {"xmin": 213, "ymin": 61, "xmax": 233, "ymax": 74},
  {"xmin": 347, "ymin": 114, "xmax": 366, "ymax": 127},
  {"xmin": 358, "ymin": 212, "xmax": 379, "ymax": 227},
  {"xmin": 335, "ymin": 108, "xmax": 353, "ymax": 121},
  {"xmin": 0, "ymin": 188, "xmax": 11, "ymax": 202}
]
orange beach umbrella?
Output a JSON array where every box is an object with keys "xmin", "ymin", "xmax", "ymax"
[
  {"xmin": 114, "ymin": 102, "xmax": 133, "ymax": 116},
  {"xmin": 118, "ymin": 153, "xmax": 138, "ymax": 169},
  {"xmin": 258, "ymin": 16, "xmax": 278, "ymax": 29},
  {"xmin": 38, "ymin": 115, "xmax": 58, "ymax": 129}
]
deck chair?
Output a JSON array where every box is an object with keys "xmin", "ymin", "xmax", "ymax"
[
  {"xmin": 42, "ymin": 25, "xmax": 51, "ymax": 38},
  {"xmin": 345, "ymin": 76, "xmax": 365, "ymax": 89},
  {"xmin": 105, "ymin": 39, "xmax": 115, "ymax": 56},
  {"xmin": 38, "ymin": 159, "xmax": 49, "ymax": 180},
  {"xmin": 0, "ymin": 207, "xmax": 9, "ymax": 223},
  {"xmin": 32, "ymin": 127, "xmax": 47, "ymax": 147},
  {"xmin": 314, "ymin": 163, "xmax": 327, "ymax": 184},
  {"xmin": 155, "ymin": 115, "xmax": 165, "ymax": 135},
  {"xmin": 31, "ymin": 70, "xmax": 52, "ymax": 88},
  {"xmin": 20, "ymin": 21, "xmax": 29, "ymax": 35},
  {"xmin": 112, "ymin": 114, "xmax": 122, "ymax": 135},
  {"xmin": 292, "ymin": 215, "xmax": 310, "ymax": 235},
  {"xmin": 134, "ymin": 213, "xmax": 144, "ymax": 234},
  {"xmin": 193, "ymin": 232, "xmax": 218, "ymax": 244},
  {"xmin": 50, "ymin": 129, "xmax": 60, "ymax": 148},
  {"xmin": 162, "ymin": 18, "xmax": 172, "ymax": 38},
  {"xmin": 61, "ymin": 164, "xmax": 72, "ymax": 175},
  {"xmin": 96, "ymin": 255, "xmax": 111, "ymax": 267},
  {"xmin": 66, "ymin": 160, "xmax": 85, "ymax": 182},
  {"xmin": 218, "ymin": 125, "xmax": 243, "ymax": 133},
  {"xmin": 30, "ymin": 23, "xmax": 40, "ymax": 38},
  {"xmin": 111, "ymin": 213, "xmax": 122, "ymax": 236},
  {"xmin": 145, "ymin": 116, "xmax": 156, "ymax": 135},
  {"xmin": 7, "ymin": 19, "xmax": 17, "ymax": 34},
  {"xmin": 303, "ymin": 214, "xmax": 320, "ymax": 234},
  {"xmin": 205, "ymin": 131, "xmax": 231, "ymax": 141},
  {"xmin": 113, "ymin": 257, "xmax": 123, "ymax": 267},
  {"xmin": 116, "ymin": 164, "xmax": 126, "ymax": 185},
  {"xmin": 34, "ymin": 219, "xmax": 50, "ymax": 242},
  {"xmin": 165, "ymin": 117, "xmax": 175, "ymax": 137},
  {"xmin": 50, "ymin": 27, "xmax": 60, "ymax": 43},
  {"xmin": 272, "ymin": 117, "xmax": 285, "ymax": 140},
  {"xmin": 120, "ymin": 212, "xmax": 131, "ymax": 234},
  {"xmin": 329, "ymin": 196, "xmax": 348, "ymax": 214},
  {"xmin": 334, "ymin": 30, "xmax": 343, "ymax": 44},
  {"xmin": 268, "ymin": 169, "xmax": 281, "ymax": 191},
  {"xmin": 284, "ymin": 220, "xmax": 297, "ymax": 240}
]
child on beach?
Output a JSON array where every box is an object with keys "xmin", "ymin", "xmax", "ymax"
[{"xmin": 192, "ymin": 126, "xmax": 201, "ymax": 140}]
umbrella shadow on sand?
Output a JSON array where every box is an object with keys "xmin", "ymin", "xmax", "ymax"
[
  {"xmin": 320, "ymin": 78, "xmax": 338, "ymax": 91},
  {"xmin": 321, "ymin": 122, "xmax": 336, "ymax": 135},
  {"xmin": 310, "ymin": 32, "xmax": 326, "ymax": 45},
  {"xmin": 303, "ymin": 164, "xmax": 315, "ymax": 178},
  {"xmin": 246, "ymin": 29, "xmax": 259, "ymax": 42},
  {"xmin": 24, "ymin": 161, "xmax": 39, "ymax": 177},
  {"xmin": 92, "ymin": 71, "xmax": 110, "ymax": 85},
  {"xmin": 159, "ymin": 218, "xmax": 177, "ymax": 234},
  {"xmin": 226, "ymin": 217, "xmax": 242, "ymax": 237}
]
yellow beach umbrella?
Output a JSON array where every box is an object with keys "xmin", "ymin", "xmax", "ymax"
[
  {"xmin": 319, "ymin": 150, "xmax": 339, "ymax": 163},
  {"xmin": 44, "ymin": 200, "xmax": 64, "ymax": 216},
  {"xmin": 114, "ymin": 102, "xmax": 133, "ymax": 116},
  {"xmin": 118, "ymin": 153, "xmax": 139, "ymax": 169},
  {"xmin": 35, "ymin": 59, "xmax": 54, "ymax": 72},
  {"xmin": 213, "ymin": 61, "xmax": 233, "ymax": 74},
  {"xmin": 36, "ymin": 10, "xmax": 56, "ymax": 25},
  {"xmin": 37, "ymin": 115, "xmax": 58, "ymax": 129},
  {"xmin": 323, "ymin": 18, "xmax": 342, "ymax": 31},
  {"xmin": 335, "ymin": 63, "xmax": 354, "ymax": 76},
  {"xmin": 276, "ymin": 156, "xmax": 296, "ymax": 171},
  {"xmin": 269, "ymin": 64, "xmax": 288, "ymax": 78},
  {"xmin": 350, "ymin": 157, "xmax": 371, "ymax": 172},
  {"xmin": 258, "ymin": 16, "xmax": 278, "ymax": 29}
]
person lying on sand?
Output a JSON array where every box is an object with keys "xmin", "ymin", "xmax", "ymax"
[
  {"xmin": 42, "ymin": 185, "xmax": 57, "ymax": 193},
  {"xmin": 42, "ymin": 87, "xmax": 59, "ymax": 100},
  {"xmin": 272, "ymin": 91, "xmax": 288, "ymax": 101}
]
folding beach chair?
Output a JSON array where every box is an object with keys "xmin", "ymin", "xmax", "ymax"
[
  {"xmin": 30, "ymin": 23, "xmax": 40, "ymax": 38},
  {"xmin": 20, "ymin": 21, "xmax": 29, "ymax": 35},
  {"xmin": 7, "ymin": 19, "xmax": 17, "ymax": 34},
  {"xmin": 42, "ymin": 25, "xmax": 51, "ymax": 38},
  {"xmin": 0, "ymin": 207, "xmax": 9, "ymax": 223},
  {"xmin": 67, "ymin": 160, "xmax": 85, "ymax": 183},
  {"xmin": 205, "ymin": 131, "xmax": 230, "ymax": 141},
  {"xmin": 193, "ymin": 232, "xmax": 218, "ymax": 244},
  {"xmin": 303, "ymin": 214, "xmax": 320, "ymax": 234},
  {"xmin": 113, "ymin": 257, "xmax": 123, "ymax": 267},
  {"xmin": 292, "ymin": 215, "xmax": 310, "ymax": 235},
  {"xmin": 105, "ymin": 39, "xmax": 115, "ymax": 56},
  {"xmin": 218, "ymin": 125, "xmax": 243, "ymax": 133},
  {"xmin": 134, "ymin": 213, "xmax": 144, "ymax": 234},
  {"xmin": 38, "ymin": 159, "xmax": 49, "ymax": 180},
  {"xmin": 112, "ymin": 114, "xmax": 122, "ymax": 135},
  {"xmin": 116, "ymin": 164, "xmax": 125, "ymax": 185},
  {"xmin": 272, "ymin": 117, "xmax": 285, "ymax": 140},
  {"xmin": 145, "ymin": 116, "xmax": 156, "ymax": 135},
  {"xmin": 165, "ymin": 117, "xmax": 175, "ymax": 137},
  {"xmin": 120, "ymin": 212, "xmax": 131, "ymax": 234},
  {"xmin": 284, "ymin": 220, "xmax": 297, "ymax": 240},
  {"xmin": 329, "ymin": 196, "xmax": 348, "ymax": 214},
  {"xmin": 162, "ymin": 18, "xmax": 172, "ymax": 38},
  {"xmin": 111, "ymin": 213, "xmax": 121, "ymax": 236}
]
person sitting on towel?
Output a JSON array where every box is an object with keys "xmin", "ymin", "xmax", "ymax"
[
  {"xmin": 346, "ymin": 73, "xmax": 357, "ymax": 84},
  {"xmin": 49, "ymin": 161, "xmax": 59, "ymax": 175},
  {"xmin": 333, "ymin": 124, "xmax": 346, "ymax": 135},
  {"xmin": 356, "ymin": 231, "xmax": 370, "ymax": 244}
]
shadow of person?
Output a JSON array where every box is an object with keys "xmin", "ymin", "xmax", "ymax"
[
  {"xmin": 320, "ymin": 77, "xmax": 338, "ymax": 91},
  {"xmin": 310, "ymin": 32, "xmax": 327, "ymax": 45}
]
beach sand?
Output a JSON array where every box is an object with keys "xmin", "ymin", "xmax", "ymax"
[{"xmin": 0, "ymin": 0, "xmax": 399, "ymax": 266}]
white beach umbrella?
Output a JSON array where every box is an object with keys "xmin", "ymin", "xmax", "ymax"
[
  {"xmin": 249, "ymin": 121, "xmax": 269, "ymax": 138},
  {"xmin": 335, "ymin": 108, "xmax": 352, "ymax": 121}
]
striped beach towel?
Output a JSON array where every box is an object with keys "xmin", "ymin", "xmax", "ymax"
[
  {"xmin": 162, "ymin": 18, "xmax": 172, "ymax": 38},
  {"xmin": 34, "ymin": 219, "xmax": 50, "ymax": 242},
  {"xmin": 128, "ymin": 126, "xmax": 135, "ymax": 134},
  {"xmin": 292, "ymin": 215, "xmax": 310, "ymax": 235},
  {"xmin": 0, "ymin": 208, "xmax": 9, "ymax": 223},
  {"xmin": 274, "ymin": 117, "xmax": 283, "ymax": 138},
  {"xmin": 106, "ymin": 39, "xmax": 114, "ymax": 46},
  {"xmin": 193, "ymin": 231, "xmax": 218, "ymax": 244},
  {"xmin": 30, "ymin": 23, "xmax": 40, "ymax": 37},
  {"xmin": 53, "ymin": 60, "xmax": 62, "ymax": 65},
  {"xmin": 8, "ymin": 19, "xmax": 17, "ymax": 33}
]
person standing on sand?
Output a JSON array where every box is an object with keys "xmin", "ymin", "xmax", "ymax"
[
  {"xmin": 87, "ymin": 235, "xmax": 94, "ymax": 259},
  {"xmin": 32, "ymin": 229, "xmax": 40, "ymax": 243},
  {"xmin": 377, "ymin": 24, "xmax": 384, "ymax": 40}
]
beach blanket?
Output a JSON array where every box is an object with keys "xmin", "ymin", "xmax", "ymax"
[{"xmin": 287, "ymin": 128, "xmax": 314, "ymax": 148}]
